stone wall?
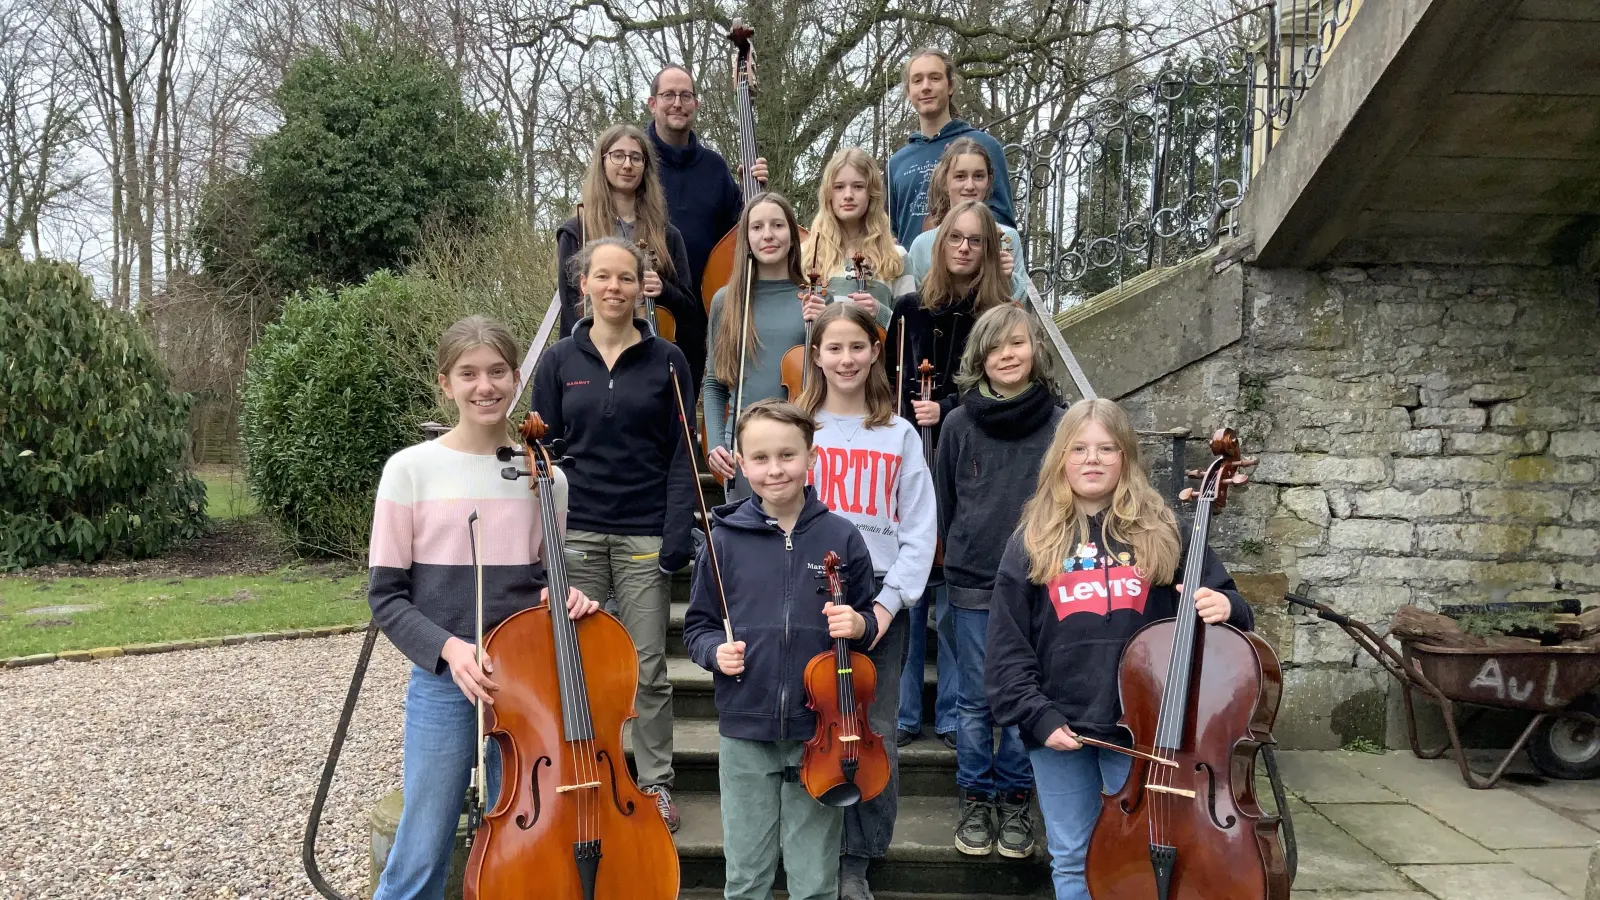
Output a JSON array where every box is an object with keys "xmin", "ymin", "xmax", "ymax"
[{"xmin": 1106, "ymin": 262, "xmax": 1599, "ymax": 748}]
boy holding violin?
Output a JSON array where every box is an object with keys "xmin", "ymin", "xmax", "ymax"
[{"xmin": 682, "ymin": 399, "xmax": 880, "ymax": 900}]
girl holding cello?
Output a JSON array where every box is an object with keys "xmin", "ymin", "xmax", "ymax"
[
  {"xmin": 531, "ymin": 237, "xmax": 697, "ymax": 832},
  {"xmin": 906, "ymin": 138, "xmax": 1028, "ymax": 300},
  {"xmin": 556, "ymin": 123, "xmax": 697, "ymax": 347},
  {"xmin": 985, "ymin": 398, "xmax": 1254, "ymax": 900},
  {"xmin": 367, "ymin": 316, "xmax": 598, "ymax": 899},
  {"xmin": 801, "ymin": 148, "xmax": 914, "ymax": 329},
  {"xmin": 702, "ymin": 192, "xmax": 820, "ymax": 499},
  {"xmin": 795, "ymin": 302, "xmax": 936, "ymax": 900}
]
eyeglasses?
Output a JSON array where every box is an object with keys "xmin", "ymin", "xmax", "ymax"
[
  {"xmin": 944, "ymin": 232, "xmax": 984, "ymax": 250},
  {"xmin": 1068, "ymin": 445, "xmax": 1122, "ymax": 464},
  {"xmin": 655, "ymin": 91, "xmax": 697, "ymax": 104},
  {"xmin": 605, "ymin": 150, "xmax": 646, "ymax": 167}
]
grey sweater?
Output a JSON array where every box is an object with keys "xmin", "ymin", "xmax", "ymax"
[
  {"xmin": 702, "ymin": 278, "xmax": 809, "ymax": 451},
  {"xmin": 934, "ymin": 383, "xmax": 1065, "ymax": 610}
]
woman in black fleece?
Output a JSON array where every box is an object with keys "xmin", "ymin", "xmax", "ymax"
[{"xmin": 984, "ymin": 398, "xmax": 1253, "ymax": 900}]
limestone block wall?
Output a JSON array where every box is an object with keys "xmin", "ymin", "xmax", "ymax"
[{"xmin": 1107, "ymin": 262, "xmax": 1599, "ymax": 747}]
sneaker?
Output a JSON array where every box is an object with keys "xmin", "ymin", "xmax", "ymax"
[
  {"xmin": 996, "ymin": 790, "xmax": 1036, "ymax": 859},
  {"xmin": 896, "ymin": 728, "xmax": 919, "ymax": 747},
  {"xmin": 938, "ymin": 732, "xmax": 956, "ymax": 751},
  {"xmin": 954, "ymin": 791, "xmax": 996, "ymax": 856},
  {"xmin": 641, "ymin": 783, "xmax": 680, "ymax": 833},
  {"xmin": 838, "ymin": 870, "xmax": 875, "ymax": 900}
]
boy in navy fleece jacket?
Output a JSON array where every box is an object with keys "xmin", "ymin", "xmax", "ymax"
[{"xmin": 682, "ymin": 400, "xmax": 878, "ymax": 900}]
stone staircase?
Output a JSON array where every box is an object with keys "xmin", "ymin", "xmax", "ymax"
[{"xmin": 646, "ymin": 575, "xmax": 1054, "ymax": 898}]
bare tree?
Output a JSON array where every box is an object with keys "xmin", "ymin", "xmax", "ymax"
[{"xmin": 0, "ymin": 0, "xmax": 90, "ymax": 255}]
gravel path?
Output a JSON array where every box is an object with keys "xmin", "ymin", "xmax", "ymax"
[{"xmin": 0, "ymin": 634, "xmax": 413, "ymax": 899}]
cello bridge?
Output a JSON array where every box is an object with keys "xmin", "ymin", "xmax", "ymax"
[
  {"xmin": 837, "ymin": 735, "xmax": 860, "ymax": 743},
  {"xmin": 1146, "ymin": 784, "xmax": 1196, "ymax": 799},
  {"xmin": 556, "ymin": 781, "xmax": 602, "ymax": 793}
]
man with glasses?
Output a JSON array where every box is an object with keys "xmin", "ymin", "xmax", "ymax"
[
  {"xmin": 887, "ymin": 49, "xmax": 1015, "ymax": 247},
  {"xmin": 646, "ymin": 64, "xmax": 767, "ymax": 388}
]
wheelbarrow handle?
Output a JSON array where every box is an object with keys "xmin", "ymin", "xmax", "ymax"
[{"xmin": 1286, "ymin": 592, "xmax": 1352, "ymax": 627}]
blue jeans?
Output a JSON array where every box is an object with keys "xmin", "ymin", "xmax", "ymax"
[
  {"xmin": 374, "ymin": 665, "xmax": 502, "ymax": 900},
  {"xmin": 1028, "ymin": 745, "xmax": 1132, "ymax": 900},
  {"xmin": 951, "ymin": 605, "xmax": 1032, "ymax": 795},
  {"xmin": 897, "ymin": 582, "xmax": 957, "ymax": 735}
]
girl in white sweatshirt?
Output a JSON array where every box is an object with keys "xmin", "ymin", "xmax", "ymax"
[{"xmin": 796, "ymin": 301, "xmax": 938, "ymax": 900}]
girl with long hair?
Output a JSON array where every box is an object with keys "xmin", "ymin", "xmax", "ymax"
[
  {"xmin": 368, "ymin": 316, "xmax": 598, "ymax": 899},
  {"xmin": 556, "ymin": 124, "xmax": 700, "ymax": 379},
  {"xmin": 795, "ymin": 302, "xmax": 936, "ymax": 900},
  {"xmin": 907, "ymin": 138, "xmax": 1028, "ymax": 300},
  {"xmin": 801, "ymin": 148, "xmax": 914, "ymax": 328},
  {"xmin": 986, "ymin": 398, "xmax": 1253, "ymax": 899},
  {"xmin": 701, "ymin": 192, "xmax": 820, "ymax": 497}
]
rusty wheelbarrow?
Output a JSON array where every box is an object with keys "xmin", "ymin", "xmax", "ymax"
[{"xmin": 1287, "ymin": 594, "xmax": 1600, "ymax": 789}]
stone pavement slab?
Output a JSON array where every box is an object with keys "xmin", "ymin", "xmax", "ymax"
[
  {"xmin": 1317, "ymin": 804, "xmax": 1500, "ymax": 865},
  {"xmin": 1276, "ymin": 750, "xmax": 1405, "ymax": 803},
  {"xmin": 1400, "ymin": 863, "xmax": 1571, "ymax": 899},
  {"xmin": 1287, "ymin": 799, "xmax": 1417, "ymax": 892},
  {"xmin": 1337, "ymin": 752, "xmax": 1600, "ymax": 849},
  {"xmin": 1498, "ymin": 847, "xmax": 1590, "ymax": 897}
]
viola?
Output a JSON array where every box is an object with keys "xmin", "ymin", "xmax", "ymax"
[
  {"xmin": 915, "ymin": 360, "xmax": 944, "ymax": 567},
  {"xmin": 699, "ymin": 20, "xmax": 807, "ymax": 313},
  {"xmin": 1085, "ymin": 428, "xmax": 1288, "ymax": 900},
  {"xmin": 635, "ymin": 240, "xmax": 678, "ymax": 342},
  {"xmin": 464, "ymin": 413, "xmax": 679, "ymax": 900},
  {"xmin": 846, "ymin": 251, "xmax": 888, "ymax": 342},
  {"xmin": 800, "ymin": 550, "xmax": 890, "ymax": 806},
  {"xmin": 780, "ymin": 269, "xmax": 822, "ymax": 401}
]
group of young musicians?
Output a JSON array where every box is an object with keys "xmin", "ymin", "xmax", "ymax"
[{"xmin": 364, "ymin": 48, "xmax": 1253, "ymax": 900}]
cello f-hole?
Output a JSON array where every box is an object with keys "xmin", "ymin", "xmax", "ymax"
[
  {"xmin": 597, "ymin": 749, "xmax": 636, "ymax": 816},
  {"xmin": 1197, "ymin": 761, "xmax": 1236, "ymax": 829},
  {"xmin": 515, "ymin": 756, "xmax": 553, "ymax": 830}
]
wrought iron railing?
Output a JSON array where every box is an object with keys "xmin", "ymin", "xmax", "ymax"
[{"xmin": 1011, "ymin": 0, "xmax": 1362, "ymax": 311}]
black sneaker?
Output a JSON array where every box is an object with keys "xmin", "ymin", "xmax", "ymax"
[
  {"xmin": 954, "ymin": 791, "xmax": 996, "ymax": 856},
  {"xmin": 996, "ymin": 790, "xmax": 1036, "ymax": 859},
  {"xmin": 896, "ymin": 728, "xmax": 919, "ymax": 747},
  {"xmin": 938, "ymin": 732, "xmax": 956, "ymax": 750}
]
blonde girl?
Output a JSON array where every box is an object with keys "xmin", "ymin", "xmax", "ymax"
[{"xmin": 801, "ymin": 148, "xmax": 914, "ymax": 328}]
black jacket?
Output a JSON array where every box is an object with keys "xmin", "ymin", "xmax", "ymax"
[
  {"xmin": 531, "ymin": 319, "xmax": 698, "ymax": 571},
  {"xmin": 935, "ymin": 383, "xmax": 1065, "ymax": 609},
  {"xmin": 885, "ymin": 291, "xmax": 984, "ymax": 439},
  {"xmin": 682, "ymin": 488, "xmax": 879, "ymax": 741},
  {"xmin": 985, "ymin": 514, "xmax": 1254, "ymax": 748},
  {"xmin": 554, "ymin": 217, "xmax": 702, "ymax": 383},
  {"xmin": 648, "ymin": 122, "xmax": 743, "ymax": 293}
]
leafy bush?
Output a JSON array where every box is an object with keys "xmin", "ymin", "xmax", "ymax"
[
  {"xmin": 0, "ymin": 254, "xmax": 207, "ymax": 570},
  {"xmin": 240, "ymin": 246, "xmax": 552, "ymax": 558}
]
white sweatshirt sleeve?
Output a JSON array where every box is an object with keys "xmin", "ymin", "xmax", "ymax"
[{"xmin": 874, "ymin": 419, "xmax": 938, "ymax": 616}]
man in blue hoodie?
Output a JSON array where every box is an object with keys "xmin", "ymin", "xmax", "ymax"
[
  {"xmin": 887, "ymin": 49, "xmax": 1015, "ymax": 246},
  {"xmin": 647, "ymin": 64, "xmax": 767, "ymax": 388}
]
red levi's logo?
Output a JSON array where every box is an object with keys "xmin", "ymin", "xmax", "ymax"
[{"xmin": 1046, "ymin": 565, "xmax": 1149, "ymax": 620}]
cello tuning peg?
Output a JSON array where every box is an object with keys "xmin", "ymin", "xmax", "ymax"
[
  {"xmin": 1185, "ymin": 469, "xmax": 1204, "ymax": 480},
  {"xmin": 496, "ymin": 446, "xmax": 525, "ymax": 462},
  {"xmin": 501, "ymin": 466, "xmax": 531, "ymax": 481},
  {"xmin": 1231, "ymin": 473, "xmax": 1250, "ymax": 485},
  {"xmin": 1179, "ymin": 488, "xmax": 1195, "ymax": 502},
  {"xmin": 1239, "ymin": 456, "xmax": 1259, "ymax": 468}
]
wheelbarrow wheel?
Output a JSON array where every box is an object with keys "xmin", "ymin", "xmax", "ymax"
[{"xmin": 1528, "ymin": 696, "xmax": 1600, "ymax": 781}]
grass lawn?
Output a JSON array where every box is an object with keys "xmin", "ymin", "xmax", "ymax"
[
  {"xmin": 0, "ymin": 566, "xmax": 367, "ymax": 658},
  {"xmin": 196, "ymin": 465, "xmax": 256, "ymax": 520}
]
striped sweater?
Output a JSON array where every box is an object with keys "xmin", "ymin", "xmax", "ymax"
[{"xmin": 367, "ymin": 439, "xmax": 569, "ymax": 672}]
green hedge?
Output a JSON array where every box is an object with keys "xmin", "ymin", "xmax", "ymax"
[{"xmin": 0, "ymin": 255, "xmax": 207, "ymax": 570}]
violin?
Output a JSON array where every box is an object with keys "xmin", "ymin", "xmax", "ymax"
[
  {"xmin": 635, "ymin": 240, "xmax": 678, "ymax": 342},
  {"xmin": 800, "ymin": 550, "xmax": 890, "ymax": 806},
  {"xmin": 916, "ymin": 360, "xmax": 943, "ymax": 567},
  {"xmin": 780, "ymin": 269, "xmax": 823, "ymax": 401},
  {"xmin": 1085, "ymin": 429, "xmax": 1287, "ymax": 900},
  {"xmin": 465, "ymin": 413, "xmax": 679, "ymax": 900},
  {"xmin": 847, "ymin": 251, "xmax": 888, "ymax": 342},
  {"xmin": 699, "ymin": 21, "xmax": 807, "ymax": 313}
]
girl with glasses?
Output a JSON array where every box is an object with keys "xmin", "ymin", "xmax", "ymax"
[
  {"xmin": 557, "ymin": 124, "xmax": 696, "ymax": 345},
  {"xmin": 801, "ymin": 148, "xmax": 915, "ymax": 329},
  {"xmin": 906, "ymin": 138, "xmax": 1029, "ymax": 301}
]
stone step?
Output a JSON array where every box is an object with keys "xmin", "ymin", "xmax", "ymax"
[
  {"xmin": 627, "ymin": 715, "xmax": 959, "ymax": 796},
  {"xmin": 672, "ymin": 790, "xmax": 1051, "ymax": 897},
  {"xmin": 667, "ymin": 656, "xmax": 939, "ymax": 722}
]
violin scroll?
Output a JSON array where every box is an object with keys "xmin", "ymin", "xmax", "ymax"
[{"xmin": 822, "ymin": 550, "xmax": 843, "ymax": 597}]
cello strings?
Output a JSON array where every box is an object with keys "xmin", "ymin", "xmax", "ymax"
[{"xmin": 541, "ymin": 459, "xmax": 596, "ymax": 843}]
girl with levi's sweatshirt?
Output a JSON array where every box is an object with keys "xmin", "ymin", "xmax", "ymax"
[
  {"xmin": 985, "ymin": 398, "xmax": 1253, "ymax": 900},
  {"xmin": 367, "ymin": 316, "xmax": 599, "ymax": 900},
  {"xmin": 795, "ymin": 303, "xmax": 936, "ymax": 900}
]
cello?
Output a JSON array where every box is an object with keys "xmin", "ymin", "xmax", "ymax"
[
  {"xmin": 1085, "ymin": 428, "xmax": 1288, "ymax": 900},
  {"xmin": 800, "ymin": 550, "xmax": 890, "ymax": 806},
  {"xmin": 464, "ymin": 413, "xmax": 679, "ymax": 900},
  {"xmin": 699, "ymin": 21, "xmax": 806, "ymax": 313}
]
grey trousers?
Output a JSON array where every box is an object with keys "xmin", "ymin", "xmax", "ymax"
[
  {"xmin": 719, "ymin": 736, "xmax": 843, "ymax": 900},
  {"xmin": 841, "ymin": 610, "xmax": 908, "ymax": 860},
  {"xmin": 563, "ymin": 530, "xmax": 674, "ymax": 788}
]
